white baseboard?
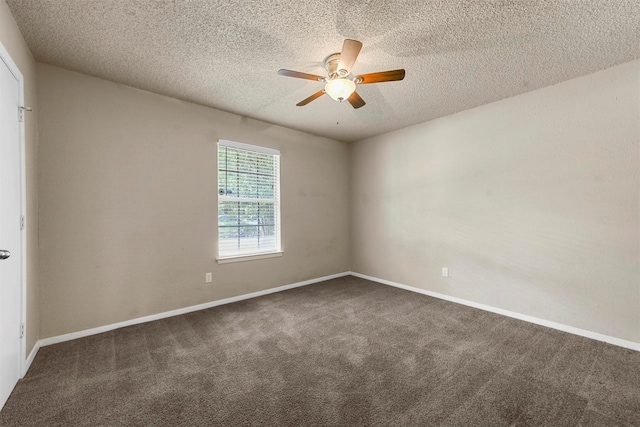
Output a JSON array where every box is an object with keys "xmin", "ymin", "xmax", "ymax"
[
  {"xmin": 23, "ymin": 341, "xmax": 41, "ymax": 377},
  {"xmin": 37, "ymin": 271, "xmax": 350, "ymax": 349},
  {"xmin": 29, "ymin": 269, "xmax": 638, "ymax": 376},
  {"xmin": 349, "ymin": 271, "xmax": 640, "ymax": 352}
]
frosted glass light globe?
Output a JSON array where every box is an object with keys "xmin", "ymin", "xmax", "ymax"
[{"xmin": 324, "ymin": 78, "xmax": 356, "ymax": 102}]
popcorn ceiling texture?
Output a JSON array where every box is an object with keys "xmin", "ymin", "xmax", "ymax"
[{"xmin": 6, "ymin": 0, "xmax": 640, "ymax": 142}]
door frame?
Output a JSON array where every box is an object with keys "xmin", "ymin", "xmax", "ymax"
[{"xmin": 0, "ymin": 40, "xmax": 27, "ymax": 378}]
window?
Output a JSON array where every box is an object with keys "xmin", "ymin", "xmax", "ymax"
[{"xmin": 217, "ymin": 140, "xmax": 281, "ymax": 260}]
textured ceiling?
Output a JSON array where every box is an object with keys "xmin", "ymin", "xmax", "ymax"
[{"xmin": 7, "ymin": 0, "xmax": 640, "ymax": 142}]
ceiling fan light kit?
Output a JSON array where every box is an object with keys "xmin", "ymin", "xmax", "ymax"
[
  {"xmin": 278, "ymin": 39, "xmax": 405, "ymax": 109},
  {"xmin": 325, "ymin": 78, "xmax": 356, "ymax": 102}
]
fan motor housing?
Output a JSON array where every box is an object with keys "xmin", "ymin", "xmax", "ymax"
[{"xmin": 324, "ymin": 53, "xmax": 347, "ymax": 77}]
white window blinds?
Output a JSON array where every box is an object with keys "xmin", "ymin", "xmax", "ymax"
[{"xmin": 217, "ymin": 140, "xmax": 281, "ymax": 258}]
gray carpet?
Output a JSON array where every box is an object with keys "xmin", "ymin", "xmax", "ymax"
[{"xmin": 1, "ymin": 276, "xmax": 639, "ymax": 426}]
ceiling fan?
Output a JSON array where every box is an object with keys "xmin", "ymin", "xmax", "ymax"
[{"xmin": 278, "ymin": 39, "xmax": 405, "ymax": 109}]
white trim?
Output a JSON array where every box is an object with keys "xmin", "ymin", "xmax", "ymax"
[
  {"xmin": 217, "ymin": 251, "xmax": 283, "ymax": 264},
  {"xmin": 349, "ymin": 272, "xmax": 640, "ymax": 352},
  {"xmin": 218, "ymin": 139, "xmax": 280, "ymax": 156},
  {"xmin": 0, "ymin": 41, "xmax": 28, "ymax": 379},
  {"xmin": 36, "ymin": 272, "xmax": 350, "ymax": 349},
  {"xmin": 219, "ymin": 196, "xmax": 276, "ymax": 204},
  {"xmin": 24, "ymin": 342, "xmax": 40, "ymax": 376},
  {"xmin": 274, "ymin": 155, "xmax": 281, "ymax": 253},
  {"xmin": 29, "ymin": 270, "xmax": 638, "ymax": 377}
]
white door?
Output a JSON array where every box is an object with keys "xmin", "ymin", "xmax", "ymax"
[{"xmin": 0, "ymin": 48, "xmax": 23, "ymax": 410}]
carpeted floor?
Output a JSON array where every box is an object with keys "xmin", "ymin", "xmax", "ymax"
[{"xmin": 1, "ymin": 276, "xmax": 639, "ymax": 426}]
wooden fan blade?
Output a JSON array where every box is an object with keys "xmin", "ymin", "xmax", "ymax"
[
  {"xmin": 357, "ymin": 69, "xmax": 406, "ymax": 84},
  {"xmin": 278, "ymin": 69, "xmax": 324, "ymax": 81},
  {"xmin": 296, "ymin": 90, "xmax": 325, "ymax": 106},
  {"xmin": 337, "ymin": 39, "xmax": 363, "ymax": 74},
  {"xmin": 347, "ymin": 91, "xmax": 366, "ymax": 109}
]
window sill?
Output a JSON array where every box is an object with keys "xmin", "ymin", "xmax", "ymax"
[{"xmin": 216, "ymin": 251, "xmax": 283, "ymax": 264}]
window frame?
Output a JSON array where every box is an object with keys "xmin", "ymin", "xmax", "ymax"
[{"xmin": 216, "ymin": 139, "xmax": 282, "ymax": 263}]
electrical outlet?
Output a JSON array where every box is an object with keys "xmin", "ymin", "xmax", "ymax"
[
  {"xmin": 205, "ymin": 272, "xmax": 212, "ymax": 283},
  {"xmin": 442, "ymin": 267, "xmax": 449, "ymax": 278}
]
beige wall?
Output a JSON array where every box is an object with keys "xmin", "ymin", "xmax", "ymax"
[
  {"xmin": 0, "ymin": 1, "xmax": 39, "ymax": 358},
  {"xmin": 351, "ymin": 60, "xmax": 640, "ymax": 343},
  {"xmin": 37, "ymin": 64, "xmax": 350, "ymax": 338},
  {"xmin": 19, "ymin": 24, "xmax": 640, "ymax": 346}
]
